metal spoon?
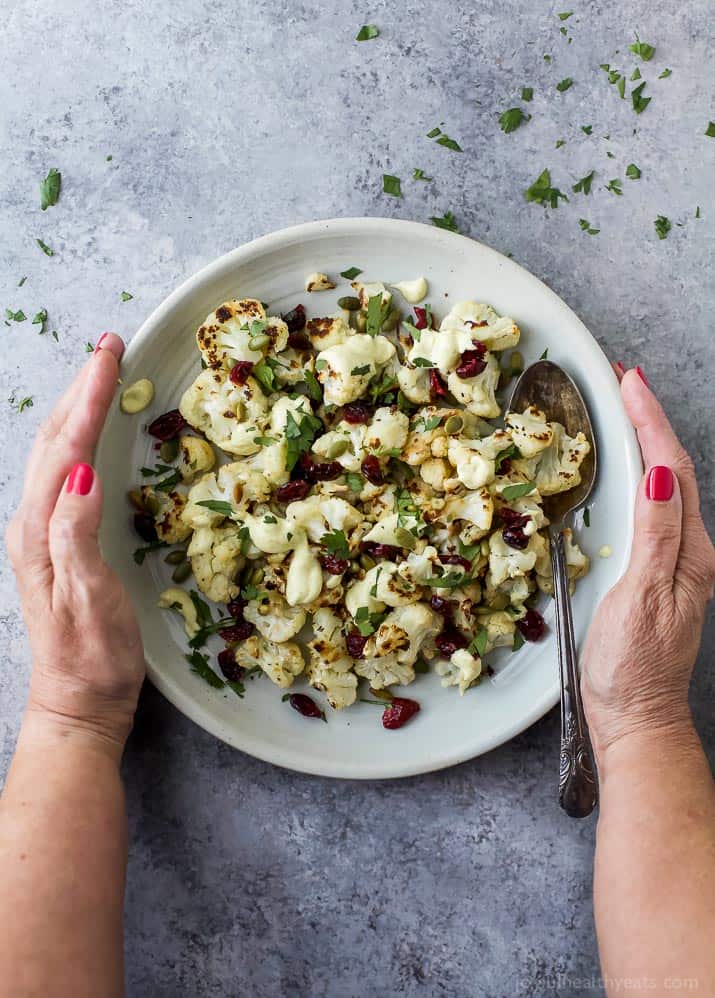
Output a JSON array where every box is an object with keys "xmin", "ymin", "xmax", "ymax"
[{"xmin": 508, "ymin": 360, "xmax": 598, "ymax": 818}]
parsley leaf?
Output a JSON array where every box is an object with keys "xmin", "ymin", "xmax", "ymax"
[
  {"xmin": 572, "ymin": 170, "xmax": 595, "ymax": 195},
  {"xmin": 186, "ymin": 650, "xmax": 225, "ymax": 689},
  {"xmin": 521, "ymin": 87, "xmax": 533, "ymax": 102},
  {"xmin": 630, "ymin": 67, "xmax": 641, "ymax": 81},
  {"xmin": 18, "ymin": 276, "xmax": 27, "ymax": 287},
  {"xmin": 252, "ymin": 358, "xmax": 277, "ymax": 394},
  {"xmin": 423, "ymin": 571, "xmax": 473, "ymax": 590},
  {"xmin": 706, "ymin": 122, "xmax": 715, "ymax": 138},
  {"xmin": 468, "ymin": 628, "xmax": 489, "ymax": 658},
  {"xmin": 581, "ymin": 124, "xmax": 593, "ymax": 135},
  {"xmin": 356, "ymin": 24, "xmax": 379, "ymax": 41},
  {"xmin": 605, "ymin": 178, "xmax": 623, "ymax": 195},
  {"xmin": 654, "ymin": 215, "xmax": 671, "ymax": 240},
  {"xmin": 351, "ymin": 363, "xmax": 372, "ymax": 376},
  {"xmin": 578, "ymin": 218, "xmax": 600, "ymax": 235},
  {"xmin": 629, "ymin": 34, "xmax": 655, "ymax": 62},
  {"xmin": 285, "ymin": 409, "xmax": 322, "ymax": 471},
  {"xmin": 354, "ymin": 605, "xmax": 386, "ymax": 636},
  {"xmin": 501, "ymin": 481, "xmax": 536, "ymax": 500},
  {"xmin": 626, "ymin": 163, "xmax": 641, "ymax": 179},
  {"xmin": 40, "ymin": 168, "xmax": 61, "ymax": 210},
  {"xmin": 154, "ymin": 470, "xmax": 181, "ymax": 492},
  {"xmin": 32, "ymin": 308, "xmax": 48, "ymax": 333},
  {"xmin": 196, "ymin": 499, "xmax": 234, "ymax": 515},
  {"xmin": 132, "ymin": 540, "xmax": 168, "ymax": 564},
  {"xmin": 525, "ymin": 169, "xmax": 569, "ymax": 208},
  {"xmin": 412, "ymin": 168, "xmax": 432, "ymax": 181},
  {"xmin": 340, "ymin": 266, "xmax": 362, "ymax": 279},
  {"xmin": 412, "ymin": 357, "xmax": 435, "ymax": 368},
  {"xmin": 345, "ymin": 472, "xmax": 363, "ymax": 492},
  {"xmin": 366, "ymin": 292, "xmax": 390, "ymax": 336},
  {"xmin": 557, "ymin": 11, "xmax": 573, "ymax": 19},
  {"xmin": 555, "ymin": 139, "xmax": 566, "ymax": 149},
  {"xmin": 36, "ymin": 238, "xmax": 54, "ymax": 256},
  {"xmin": 431, "ymin": 210, "xmax": 460, "ymax": 232},
  {"xmin": 426, "ymin": 126, "xmax": 442, "ymax": 138},
  {"xmin": 556, "ymin": 77, "xmax": 573, "ymax": 92},
  {"xmin": 5, "ymin": 308, "xmax": 26, "ymax": 322},
  {"xmin": 435, "ymin": 133, "xmax": 462, "ymax": 152},
  {"xmin": 498, "ymin": 107, "xmax": 530, "ymax": 133},
  {"xmin": 540, "ymin": 348, "xmax": 549, "ymax": 360},
  {"xmin": 304, "ymin": 368, "xmax": 322, "ymax": 403},
  {"xmin": 383, "ymin": 174, "xmax": 402, "ymax": 197},
  {"xmin": 631, "ymin": 81, "xmax": 651, "ymax": 114},
  {"xmin": 321, "ymin": 529, "xmax": 350, "ymax": 561},
  {"xmin": 512, "ymin": 630, "xmax": 525, "ymax": 652},
  {"xmin": 659, "ymin": 68, "xmax": 672, "ymax": 79}
]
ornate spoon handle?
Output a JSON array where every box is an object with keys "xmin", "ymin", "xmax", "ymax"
[{"xmin": 551, "ymin": 530, "xmax": 598, "ymax": 818}]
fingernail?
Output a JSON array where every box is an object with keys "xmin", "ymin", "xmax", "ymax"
[
  {"xmin": 646, "ymin": 465, "xmax": 673, "ymax": 502},
  {"xmin": 67, "ymin": 463, "xmax": 95, "ymax": 496},
  {"xmin": 636, "ymin": 365, "xmax": 648, "ymax": 387},
  {"xmin": 615, "ymin": 361, "xmax": 625, "ymax": 375},
  {"xmin": 95, "ymin": 332, "xmax": 125, "ymax": 361}
]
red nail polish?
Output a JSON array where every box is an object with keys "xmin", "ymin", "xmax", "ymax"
[
  {"xmin": 646, "ymin": 465, "xmax": 673, "ymax": 502},
  {"xmin": 636, "ymin": 365, "xmax": 648, "ymax": 386},
  {"xmin": 95, "ymin": 333, "xmax": 110, "ymax": 353},
  {"xmin": 615, "ymin": 361, "xmax": 625, "ymax": 374},
  {"xmin": 67, "ymin": 463, "xmax": 94, "ymax": 496}
]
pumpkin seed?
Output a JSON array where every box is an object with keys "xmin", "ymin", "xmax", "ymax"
[
  {"xmin": 489, "ymin": 593, "xmax": 510, "ymax": 611},
  {"xmin": 171, "ymin": 560, "xmax": 192, "ymax": 584},
  {"xmin": 444, "ymin": 414, "xmax": 464, "ymax": 435},
  {"xmin": 369, "ymin": 687, "xmax": 393, "ymax": 701},
  {"xmin": 120, "ymin": 378, "xmax": 154, "ymax": 414},
  {"xmin": 159, "ymin": 439, "xmax": 179, "ymax": 463},
  {"xmin": 394, "ymin": 527, "xmax": 417, "ymax": 549},
  {"xmin": 381, "ymin": 307, "xmax": 402, "ymax": 332},
  {"xmin": 360, "ymin": 553, "xmax": 376, "ymax": 570},
  {"xmin": 337, "ymin": 295, "xmax": 361, "ymax": 311},
  {"xmin": 509, "ymin": 350, "xmax": 524, "ymax": 375},
  {"xmin": 326, "ymin": 438, "xmax": 348, "ymax": 459},
  {"xmin": 165, "ymin": 550, "xmax": 187, "ymax": 565},
  {"xmin": 248, "ymin": 333, "xmax": 270, "ymax": 351},
  {"xmin": 258, "ymin": 602, "xmax": 271, "ymax": 616},
  {"xmin": 144, "ymin": 494, "xmax": 160, "ymax": 516},
  {"xmin": 251, "ymin": 567, "xmax": 265, "ymax": 585},
  {"xmin": 234, "ymin": 401, "xmax": 246, "ymax": 420},
  {"xmin": 127, "ymin": 489, "xmax": 145, "ymax": 511}
]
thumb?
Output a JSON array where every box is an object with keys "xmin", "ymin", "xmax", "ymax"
[
  {"xmin": 48, "ymin": 463, "xmax": 106, "ymax": 591},
  {"xmin": 626, "ymin": 465, "xmax": 682, "ymax": 585}
]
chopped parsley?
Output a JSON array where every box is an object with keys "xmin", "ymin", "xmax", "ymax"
[
  {"xmin": 557, "ymin": 11, "xmax": 573, "ymax": 19},
  {"xmin": 412, "ymin": 357, "xmax": 435, "ymax": 368},
  {"xmin": 468, "ymin": 628, "xmax": 489, "ymax": 658},
  {"xmin": 555, "ymin": 139, "xmax": 566, "ymax": 149},
  {"xmin": 540, "ymin": 348, "xmax": 549, "ymax": 360},
  {"xmin": 285, "ymin": 409, "xmax": 322, "ymax": 471},
  {"xmin": 427, "ymin": 127, "xmax": 462, "ymax": 151},
  {"xmin": 412, "ymin": 168, "xmax": 432, "ymax": 181},
  {"xmin": 84, "ymin": 341, "xmax": 94, "ymax": 352},
  {"xmin": 583, "ymin": 507, "xmax": 591, "ymax": 527},
  {"xmin": 630, "ymin": 67, "xmax": 641, "ymax": 81},
  {"xmin": 556, "ymin": 77, "xmax": 573, "ymax": 92},
  {"xmin": 186, "ymin": 650, "xmax": 225, "ymax": 689},
  {"xmin": 345, "ymin": 472, "xmax": 363, "ymax": 492},
  {"xmin": 423, "ymin": 571, "xmax": 473, "ymax": 590},
  {"xmin": 572, "ymin": 170, "xmax": 595, "ymax": 195},
  {"xmin": 501, "ymin": 481, "xmax": 536, "ymax": 500},
  {"xmin": 366, "ymin": 292, "xmax": 391, "ymax": 336},
  {"xmin": 196, "ymin": 499, "xmax": 234, "ymax": 515},
  {"xmin": 521, "ymin": 87, "xmax": 533, "ymax": 102},
  {"xmin": 706, "ymin": 122, "xmax": 715, "ymax": 138},
  {"xmin": 32, "ymin": 308, "xmax": 48, "ymax": 333},
  {"xmin": 431, "ymin": 210, "xmax": 460, "ymax": 232},
  {"xmin": 321, "ymin": 529, "xmax": 350, "ymax": 561},
  {"xmin": 525, "ymin": 169, "xmax": 568, "ymax": 208},
  {"xmin": 40, "ymin": 167, "xmax": 61, "ymax": 210},
  {"xmin": 340, "ymin": 266, "xmax": 362, "ymax": 279},
  {"xmin": 631, "ymin": 81, "xmax": 650, "ymax": 114},
  {"xmin": 356, "ymin": 24, "xmax": 379, "ymax": 41},
  {"xmin": 18, "ymin": 276, "xmax": 27, "ymax": 287},
  {"xmin": 629, "ymin": 34, "xmax": 655, "ymax": 62},
  {"xmin": 578, "ymin": 219, "xmax": 600, "ymax": 235},
  {"xmin": 252, "ymin": 357, "xmax": 278, "ymax": 393},
  {"xmin": 498, "ymin": 107, "xmax": 530, "ymax": 133},
  {"xmin": 354, "ymin": 606, "xmax": 386, "ymax": 636},
  {"xmin": 351, "ymin": 364, "xmax": 372, "ymax": 376},
  {"xmin": 304, "ymin": 368, "xmax": 322, "ymax": 402},
  {"xmin": 382, "ymin": 174, "xmax": 402, "ymax": 197},
  {"xmin": 253, "ymin": 435, "xmax": 278, "ymax": 446},
  {"xmin": 625, "ymin": 163, "xmax": 641, "ymax": 179},
  {"xmin": 658, "ymin": 68, "xmax": 672, "ymax": 79},
  {"xmin": 10, "ymin": 395, "xmax": 34, "ymax": 413},
  {"xmin": 654, "ymin": 215, "xmax": 671, "ymax": 240},
  {"xmin": 426, "ymin": 126, "xmax": 441, "ymax": 138},
  {"xmin": 36, "ymin": 238, "xmax": 54, "ymax": 256},
  {"xmin": 5, "ymin": 308, "xmax": 26, "ymax": 322},
  {"xmin": 605, "ymin": 178, "xmax": 623, "ymax": 195},
  {"xmin": 132, "ymin": 540, "xmax": 168, "ymax": 564},
  {"xmin": 512, "ymin": 630, "xmax": 525, "ymax": 652},
  {"xmin": 120, "ymin": 290, "xmax": 134, "ymax": 301},
  {"xmin": 581, "ymin": 124, "xmax": 593, "ymax": 135}
]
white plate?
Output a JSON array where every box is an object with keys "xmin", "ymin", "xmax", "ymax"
[{"xmin": 96, "ymin": 217, "xmax": 641, "ymax": 779}]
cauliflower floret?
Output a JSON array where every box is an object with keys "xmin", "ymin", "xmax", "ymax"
[
  {"xmin": 141, "ymin": 486, "xmax": 192, "ymax": 543},
  {"xmin": 273, "ymin": 347, "xmax": 315, "ymax": 386},
  {"xmin": 196, "ymin": 299, "xmax": 288, "ymax": 368},
  {"xmin": 234, "ymin": 634, "xmax": 305, "ymax": 688},
  {"xmin": 316, "ymin": 334, "xmax": 396, "ymax": 406},
  {"xmin": 188, "ymin": 524, "xmax": 244, "ymax": 603},
  {"xmin": 439, "ymin": 302, "xmax": 520, "ymax": 352},
  {"xmin": 306, "ymin": 609, "xmax": 358, "ymax": 710},
  {"xmin": 244, "ymin": 591, "xmax": 306, "ymax": 642},
  {"xmin": 397, "ymin": 546, "xmax": 441, "ymax": 585},
  {"xmin": 306, "ymin": 315, "xmax": 351, "ymax": 350},
  {"xmin": 285, "ymin": 541, "xmax": 324, "ymax": 606},
  {"xmin": 345, "ymin": 567, "xmax": 386, "ymax": 618},
  {"xmin": 446, "ymin": 352, "xmax": 501, "ymax": 419},
  {"xmin": 495, "ymin": 494, "xmax": 550, "ymax": 536},
  {"xmin": 243, "ymin": 513, "xmax": 298, "ymax": 554},
  {"xmin": 504, "ymin": 406, "xmax": 554, "ymax": 459},
  {"xmin": 179, "ymin": 368, "xmax": 269, "ymax": 456},
  {"xmin": 351, "ymin": 280, "xmax": 392, "ymax": 309},
  {"xmin": 364, "ymin": 406, "xmax": 410, "ymax": 454},
  {"xmin": 475, "ymin": 610, "xmax": 517, "ymax": 652},
  {"xmin": 442, "ymin": 487, "xmax": 494, "ymax": 536},
  {"xmin": 157, "ymin": 587, "xmax": 200, "ymax": 639},
  {"xmin": 536, "ymin": 527, "xmax": 590, "ymax": 595},
  {"xmin": 370, "ymin": 562, "xmax": 417, "ymax": 607},
  {"xmin": 397, "ymin": 364, "xmax": 431, "ymax": 404},
  {"xmin": 436, "ymin": 648, "xmax": 482, "ymax": 695},
  {"xmin": 312, "ymin": 420, "xmax": 367, "ymax": 472},
  {"xmin": 177, "ymin": 435, "xmax": 216, "ymax": 484},
  {"xmin": 488, "ymin": 529, "xmax": 548, "ymax": 588},
  {"xmin": 362, "ymin": 513, "xmax": 418, "ymax": 548},
  {"xmin": 446, "ymin": 429, "xmax": 512, "ymax": 490},
  {"xmin": 357, "ymin": 603, "xmax": 441, "ymax": 688},
  {"xmin": 182, "ymin": 472, "xmax": 234, "ymax": 530},
  {"xmin": 305, "ymin": 271, "xmax": 336, "ymax": 292},
  {"xmin": 534, "ymin": 422, "xmax": 591, "ymax": 496},
  {"xmin": 286, "ymin": 494, "xmax": 362, "ymax": 543},
  {"xmin": 420, "ymin": 457, "xmax": 450, "ymax": 491}
]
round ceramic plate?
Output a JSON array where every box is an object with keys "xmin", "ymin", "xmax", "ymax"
[{"xmin": 96, "ymin": 217, "xmax": 641, "ymax": 779}]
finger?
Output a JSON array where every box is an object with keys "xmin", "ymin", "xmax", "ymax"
[
  {"xmin": 612, "ymin": 361, "xmax": 625, "ymax": 383},
  {"xmin": 48, "ymin": 463, "xmax": 105, "ymax": 601},
  {"xmin": 18, "ymin": 335, "xmax": 124, "ymax": 560},
  {"xmin": 626, "ymin": 465, "xmax": 682, "ymax": 585}
]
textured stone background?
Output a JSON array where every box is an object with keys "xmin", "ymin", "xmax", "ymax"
[{"xmin": 1, "ymin": 1, "xmax": 713, "ymax": 995}]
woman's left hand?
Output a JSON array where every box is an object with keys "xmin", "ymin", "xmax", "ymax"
[{"xmin": 5, "ymin": 333, "xmax": 145, "ymax": 752}]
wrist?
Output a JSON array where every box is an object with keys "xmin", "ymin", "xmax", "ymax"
[{"xmin": 594, "ymin": 710, "xmax": 701, "ymax": 782}]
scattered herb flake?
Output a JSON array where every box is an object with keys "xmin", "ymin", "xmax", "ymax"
[
  {"xmin": 120, "ymin": 290, "xmax": 134, "ymax": 301},
  {"xmin": 340, "ymin": 266, "xmax": 362, "ymax": 280},
  {"xmin": 426, "ymin": 126, "xmax": 442, "ymax": 138},
  {"xmin": 521, "ymin": 87, "xmax": 533, "ymax": 102},
  {"xmin": 356, "ymin": 24, "xmax": 379, "ymax": 41},
  {"xmin": 631, "ymin": 81, "xmax": 651, "ymax": 114},
  {"xmin": 186, "ymin": 650, "xmax": 225, "ymax": 688},
  {"xmin": 322, "ymin": 529, "xmax": 350, "ymax": 561},
  {"xmin": 543, "ymin": 54, "xmax": 552, "ymax": 63},
  {"xmin": 626, "ymin": 163, "xmax": 641, "ymax": 179},
  {"xmin": 578, "ymin": 218, "xmax": 600, "ymax": 235},
  {"xmin": 555, "ymin": 139, "xmax": 566, "ymax": 149},
  {"xmin": 435, "ymin": 133, "xmax": 463, "ymax": 152},
  {"xmin": 583, "ymin": 507, "xmax": 591, "ymax": 527},
  {"xmin": 629, "ymin": 34, "xmax": 655, "ymax": 62},
  {"xmin": 658, "ymin": 68, "xmax": 672, "ymax": 79},
  {"xmin": 572, "ymin": 170, "xmax": 595, "ymax": 195},
  {"xmin": 5, "ymin": 308, "xmax": 26, "ymax": 322},
  {"xmin": 501, "ymin": 481, "xmax": 536, "ymax": 500},
  {"xmin": 525, "ymin": 169, "xmax": 569, "ymax": 208},
  {"xmin": 32, "ymin": 308, "xmax": 48, "ymax": 333},
  {"xmin": 40, "ymin": 167, "xmax": 61, "ymax": 210},
  {"xmin": 196, "ymin": 499, "xmax": 234, "ymax": 515},
  {"xmin": 540, "ymin": 348, "xmax": 549, "ymax": 360},
  {"xmin": 36, "ymin": 238, "xmax": 54, "ymax": 256},
  {"xmin": 605, "ymin": 178, "xmax": 623, "ymax": 195},
  {"xmin": 84, "ymin": 341, "xmax": 94, "ymax": 352},
  {"xmin": 617, "ymin": 76, "xmax": 626, "ymax": 99},
  {"xmin": 556, "ymin": 77, "xmax": 573, "ymax": 92},
  {"xmin": 654, "ymin": 215, "xmax": 671, "ymax": 240},
  {"xmin": 304, "ymin": 368, "xmax": 322, "ymax": 403},
  {"xmin": 468, "ymin": 628, "xmax": 489, "ymax": 658},
  {"xmin": 557, "ymin": 10, "xmax": 573, "ymax": 19},
  {"xmin": 18, "ymin": 276, "xmax": 27, "ymax": 287},
  {"xmin": 351, "ymin": 363, "xmax": 372, "ymax": 376},
  {"xmin": 581, "ymin": 124, "xmax": 593, "ymax": 135},
  {"xmin": 285, "ymin": 409, "xmax": 322, "ymax": 471},
  {"xmin": 498, "ymin": 107, "xmax": 530, "ymax": 133},
  {"xmin": 431, "ymin": 210, "xmax": 459, "ymax": 232},
  {"xmin": 412, "ymin": 168, "xmax": 432, "ymax": 181},
  {"xmin": 695, "ymin": 206, "xmax": 701, "ymax": 219},
  {"xmin": 706, "ymin": 122, "xmax": 715, "ymax": 138},
  {"xmin": 382, "ymin": 174, "xmax": 402, "ymax": 197},
  {"xmin": 630, "ymin": 67, "xmax": 641, "ymax": 81},
  {"xmin": 512, "ymin": 630, "xmax": 525, "ymax": 652},
  {"xmin": 132, "ymin": 540, "xmax": 168, "ymax": 564}
]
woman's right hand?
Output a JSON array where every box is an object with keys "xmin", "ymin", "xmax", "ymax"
[{"xmin": 581, "ymin": 367, "xmax": 715, "ymax": 760}]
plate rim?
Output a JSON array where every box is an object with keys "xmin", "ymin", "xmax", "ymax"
[{"xmin": 109, "ymin": 215, "xmax": 642, "ymax": 779}]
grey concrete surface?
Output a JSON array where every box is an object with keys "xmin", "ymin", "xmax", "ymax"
[{"xmin": 1, "ymin": 1, "xmax": 713, "ymax": 995}]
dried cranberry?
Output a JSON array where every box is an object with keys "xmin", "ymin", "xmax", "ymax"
[
  {"xmin": 382, "ymin": 697, "xmax": 420, "ymax": 730},
  {"xmin": 413, "ymin": 307, "xmax": 435, "ymax": 330},
  {"xmin": 361, "ymin": 455, "xmax": 383, "ymax": 485},
  {"xmin": 455, "ymin": 349, "xmax": 487, "ymax": 379},
  {"xmin": 147, "ymin": 409, "xmax": 188, "ymax": 441},
  {"xmin": 133, "ymin": 511, "xmax": 157, "ymax": 542},
  {"xmin": 226, "ymin": 597, "xmax": 246, "ymax": 618},
  {"xmin": 282, "ymin": 304, "xmax": 306, "ymax": 333},
  {"xmin": 276, "ymin": 479, "xmax": 311, "ymax": 503},
  {"xmin": 429, "ymin": 595, "xmax": 454, "ymax": 617},
  {"xmin": 287, "ymin": 330, "xmax": 311, "ymax": 350},
  {"xmin": 360, "ymin": 541, "xmax": 403, "ymax": 560},
  {"xmin": 346, "ymin": 630, "xmax": 368, "ymax": 659},
  {"xmin": 502, "ymin": 526, "xmax": 529, "ymax": 550},
  {"xmin": 516, "ymin": 608, "xmax": 546, "ymax": 642},
  {"xmin": 342, "ymin": 401, "xmax": 372, "ymax": 424},
  {"xmin": 217, "ymin": 648, "xmax": 246, "ymax": 683},
  {"xmin": 500, "ymin": 508, "xmax": 528, "ymax": 524},
  {"xmin": 229, "ymin": 361, "xmax": 254, "ymax": 386},
  {"xmin": 428, "ymin": 368, "xmax": 448, "ymax": 398},
  {"xmin": 439, "ymin": 554, "xmax": 472, "ymax": 571},
  {"xmin": 435, "ymin": 629, "xmax": 467, "ymax": 657},
  {"xmin": 320, "ymin": 553, "xmax": 349, "ymax": 575},
  {"xmin": 497, "ymin": 458, "xmax": 512, "ymax": 475},
  {"xmin": 219, "ymin": 620, "xmax": 254, "ymax": 643},
  {"xmin": 295, "ymin": 453, "xmax": 342, "ymax": 483},
  {"xmin": 286, "ymin": 693, "xmax": 325, "ymax": 720}
]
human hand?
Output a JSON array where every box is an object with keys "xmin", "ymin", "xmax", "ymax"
[
  {"xmin": 5, "ymin": 333, "xmax": 145, "ymax": 755},
  {"xmin": 581, "ymin": 366, "xmax": 715, "ymax": 760}
]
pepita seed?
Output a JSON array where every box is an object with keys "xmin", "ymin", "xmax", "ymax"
[
  {"xmin": 248, "ymin": 333, "xmax": 270, "ymax": 351},
  {"xmin": 171, "ymin": 560, "xmax": 192, "ymax": 584},
  {"xmin": 509, "ymin": 350, "xmax": 524, "ymax": 375},
  {"xmin": 128, "ymin": 489, "xmax": 145, "ymax": 511},
  {"xmin": 369, "ymin": 687, "xmax": 393, "ymax": 701},
  {"xmin": 165, "ymin": 550, "xmax": 187, "ymax": 565},
  {"xmin": 381, "ymin": 307, "xmax": 402, "ymax": 332},
  {"xmin": 326, "ymin": 439, "xmax": 349, "ymax": 459},
  {"xmin": 159, "ymin": 439, "xmax": 179, "ymax": 463},
  {"xmin": 119, "ymin": 378, "xmax": 155, "ymax": 414},
  {"xmin": 490, "ymin": 593, "xmax": 510, "ymax": 611},
  {"xmin": 144, "ymin": 495, "xmax": 160, "ymax": 516},
  {"xmin": 360, "ymin": 553, "xmax": 376, "ymax": 570},
  {"xmin": 337, "ymin": 295, "xmax": 361, "ymax": 311},
  {"xmin": 444, "ymin": 414, "xmax": 464, "ymax": 435},
  {"xmin": 258, "ymin": 602, "xmax": 271, "ymax": 616},
  {"xmin": 251, "ymin": 567, "xmax": 265, "ymax": 585},
  {"xmin": 234, "ymin": 401, "xmax": 246, "ymax": 420},
  {"xmin": 394, "ymin": 527, "xmax": 417, "ymax": 549}
]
